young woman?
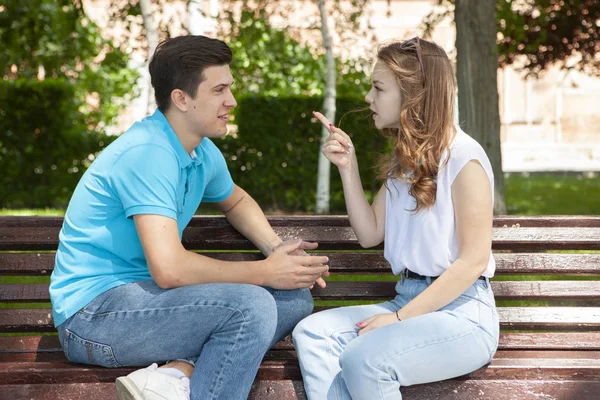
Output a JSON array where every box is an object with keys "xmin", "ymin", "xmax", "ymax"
[{"xmin": 293, "ymin": 37, "xmax": 500, "ymax": 400}]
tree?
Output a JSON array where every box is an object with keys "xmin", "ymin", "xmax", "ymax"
[
  {"xmin": 139, "ymin": 0, "xmax": 159, "ymax": 115},
  {"xmin": 423, "ymin": 0, "xmax": 600, "ymax": 214},
  {"xmin": 424, "ymin": 0, "xmax": 600, "ymax": 76},
  {"xmin": 315, "ymin": 0, "xmax": 337, "ymax": 214},
  {"xmin": 455, "ymin": 0, "xmax": 505, "ymax": 214}
]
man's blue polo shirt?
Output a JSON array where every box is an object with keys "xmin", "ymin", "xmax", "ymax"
[{"xmin": 50, "ymin": 110, "xmax": 234, "ymax": 327}]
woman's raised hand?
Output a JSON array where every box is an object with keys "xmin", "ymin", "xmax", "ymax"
[{"xmin": 312, "ymin": 111, "xmax": 355, "ymax": 170}]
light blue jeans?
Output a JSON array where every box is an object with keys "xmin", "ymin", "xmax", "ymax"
[
  {"xmin": 56, "ymin": 280, "xmax": 313, "ymax": 400},
  {"xmin": 293, "ymin": 277, "xmax": 499, "ymax": 400}
]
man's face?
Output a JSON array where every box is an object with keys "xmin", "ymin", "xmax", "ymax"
[{"xmin": 188, "ymin": 64, "xmax": 237, "ymax": 139}]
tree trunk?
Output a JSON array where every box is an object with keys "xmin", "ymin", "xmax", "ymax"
[
  {"xmin": 140, "ymin": 0, "xmax": 159, "ymax": 115},
  {"xmin": 188, "ymin": 0, "xmax": 218, "ymax": 36},
  {"xmin": 316, "ymin": 0, "xmax": 336, "ymax": 214},
  {"xmin": 188, "ymin": 0, "xmax": 204, "ymax": 35},
  {"xmin": 455, "ymin": 0, "xmax": 506, "ymax": 214}
]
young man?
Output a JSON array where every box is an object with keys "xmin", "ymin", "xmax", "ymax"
[{"xmin": 49, "ymin": 35, "xmax": 329, "ymax": 400}]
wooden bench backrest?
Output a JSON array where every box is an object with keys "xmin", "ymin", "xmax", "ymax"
[{"xmin": 1, "ymin": 215, "xmax": 600, "ymax": 350}]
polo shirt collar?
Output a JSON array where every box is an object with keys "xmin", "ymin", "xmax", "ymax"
[{"xmin": 149, "ymin": 109, "xmax": 203, "ymax": 168}]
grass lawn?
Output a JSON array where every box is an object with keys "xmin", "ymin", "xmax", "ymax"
[
  {"xmin": 2, "ymin": 172, "xmax": 599, "ymax": 216},
  {"xmin": 505, "ymin": 172, "xmax": 600, "ymax": 215}
]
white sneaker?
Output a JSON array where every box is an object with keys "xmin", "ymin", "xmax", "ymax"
[{"xmin": 116, "ymin": 363, "xmax": 191, "ymax": 400}]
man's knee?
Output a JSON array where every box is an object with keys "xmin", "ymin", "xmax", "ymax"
[
  {"xmin": 287, "ymin": 287, "xmax": 314, "ymax": 322},
  {"xmin": 236, "ymin": 284, "xmax": 278, "ymax": 323}
]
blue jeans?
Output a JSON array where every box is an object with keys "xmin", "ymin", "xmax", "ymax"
[
  {"xmin": 293, "ymin": 278, "xmax": 499, "ymax": 400},
  {"xmin": 56, "ymin": 280, "xmax": 313, "ymax": 400}
]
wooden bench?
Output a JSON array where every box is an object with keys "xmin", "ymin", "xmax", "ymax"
[{"xmin": 1, "ymin": 215, "xmax": 599, "ymax": 399}]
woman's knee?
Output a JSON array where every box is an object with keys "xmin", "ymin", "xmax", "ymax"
[
  {"xmin": 292, "ymin": 309, "xmax": 336, "ymax": 347},
  {"xmin": 339, "ymin": 339, "xmax": 378, "ymax": 382}
]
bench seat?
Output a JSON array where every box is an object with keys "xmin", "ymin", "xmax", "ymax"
[{"xmin": 1, "ymin": 215, "xmax": 599, "ymax": 399}]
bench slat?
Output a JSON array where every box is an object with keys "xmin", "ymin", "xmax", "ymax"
[
  {"xmin": 2, "ymin": 307, "xmax": 600, "ymax": 333},
  {"xmin": 1, "ymin": 383, "xmax": 118, "ymax": 400},
  {"xmin": 2, "ymin": 215, "xmax": 599, "ymax": 228},
  {"xmin": 3, "ymin": 380, "xmax": 600, "ymax": 400},
  {"xmin": 3, "ymin": 331, "xmax": 600, "ymax": 362},
  {"xmin": 3, "ymin": 252, "xmax": 600, "ymax": 276},
  {"xmin": 0, "ymin": 381, "xmax": 308, "ymax": 400},
  {"xmin": 3, "ymin": 226, "xmax": 600, "ymax": 251},
  {"xmin": 2, "ymin": 351, "xmax": 600, "ymax": 384},
  {"xmin": 3, "ymin": 281, "xmax": 599, "ymax": 302}
]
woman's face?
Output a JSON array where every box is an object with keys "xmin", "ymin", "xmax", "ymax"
[{"xmin": 365, "ymin": 61, "xmax": 402, "ymax": 130}]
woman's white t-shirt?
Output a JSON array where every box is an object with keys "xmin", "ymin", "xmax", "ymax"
[{"xmin": 383, "ymin": 127, "xmax": 496, "ymax": 278}]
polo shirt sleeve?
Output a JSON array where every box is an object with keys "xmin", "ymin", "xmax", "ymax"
[
  {"xmin": 201, "ymin": 139, "xmax": 235, "ymax": 203},
  {"xmin": 111, "ymin": 144, "xmax": 179, "ymax": 219}
]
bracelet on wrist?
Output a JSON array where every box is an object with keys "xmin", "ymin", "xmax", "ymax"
[{"xmin": 395, "ymin": 309, "xmax": 402, "ymax": 321}]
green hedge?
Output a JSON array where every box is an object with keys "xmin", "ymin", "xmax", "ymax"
[
  {"xmin": 0, "ymin": 79, "xmax": 114, "ymax": 208},
  {"xmin": 216, "ymin": 96, "xmax": 387, "ymax": 212}
]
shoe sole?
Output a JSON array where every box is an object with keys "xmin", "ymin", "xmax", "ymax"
[{"xmin": 116, "ymin": 377, "xmax": 144, "ymax": 400}]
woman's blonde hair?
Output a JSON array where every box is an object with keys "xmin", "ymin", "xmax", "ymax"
[{"xmin": 376, "ymin": 38, "xmax": 457, "ymax": 212}]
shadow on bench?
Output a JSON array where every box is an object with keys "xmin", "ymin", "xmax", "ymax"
[{"xmin": 1, "ymin": 215, "xmax": 600, "ymax": 399}]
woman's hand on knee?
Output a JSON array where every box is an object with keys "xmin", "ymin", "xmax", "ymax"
[{"xmin": 356, "ymin": 313, "xmax": 399, "ymax": 336}]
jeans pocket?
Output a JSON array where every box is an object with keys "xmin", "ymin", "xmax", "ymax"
[{"xmin": 63, "ymin": 328, "xmax": 122, "ymax": 368}]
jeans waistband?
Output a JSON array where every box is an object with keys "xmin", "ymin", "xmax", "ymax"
[{"xmin": 402, "ymin": 269, "xmax": 486, "ymax": 281}]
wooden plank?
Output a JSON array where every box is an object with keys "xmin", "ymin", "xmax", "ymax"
[
  {"xmin": 2, "ymin": 351, "xmax": 600, "ymax": 385},
  {"xmin": 306, "ymin": 307, "xmax": 600, "ymax": 331},
  {"xmin": 2, "ymin": 215, "xmax": 599, "ymax": 229},
  {"xmin": 493, "ymin": 253, "xmax": 600, "ymax": 276},
  {"xmin": 0, "ymin": 284, "xmax": 51, "ymax": 302},
  {"xmin": 491, "ymin": 227, "xmax": 600, "ymax": 251},
  {"xmin": 493, "ymin": 215, "xmax": 600, "ymax": 228},
  {"xmin": 0, "ymin": 253, "xmax": 57, "ymax": 275},
  {"xmin": 1, "ymin": 383, "xmax": 117, "ymax": 400},
  {"xmin": 3, "ymin": 332, "xmax": 600, "ymax": 362},
  {"xmin": 4, "ymin": 281, "xmax": 600, "ymax": 302},
  {"xmin": 2, "ymin": 219, "xmax": 600, "ymax": 251},
  {"xmin": 498, "ymin": 307, "xmax": 600, "ymax": 330},
  {"xmin": 498, "ymin": 332, "xmax": 600, "ymax": 350},
  {"xmin": 3, "ymin": 380, "xmax": 600, "ymax": 400},
  {"xmin": 0, "ymin": 309, "xmax": 54, "ymax": 332},
  {"xmin": 3, "ymin": 307, "xmax": 600, "ymax": 334},
  {"xmin": 0, "ymin": 382, "xmax": 308, "ymax": 400},
  {"xmin": 3, "ymin": 252, "xmax": 600, "ymax": 276},
  {"xmin": 401, "ymin": 380, "xmax": 600, "ymax": 400},
  {"xmin": 312, "ymin": 281, "xmax": 600, "ymax": 301},
  {"xmin": 182, "ymin": 226, "xmax": 600, "ymax": 251}
]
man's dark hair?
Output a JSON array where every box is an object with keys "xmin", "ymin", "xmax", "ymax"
[{"xmin": 149, "ymin": 35, "xmax": 233, "ymax": 112}]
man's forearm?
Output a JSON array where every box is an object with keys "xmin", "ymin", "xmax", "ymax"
[
  {"xmin": 223, "ymin": 192, "xmax": 282, "ymax": 256},
  {"xmin": 151, "ymin": 249, "xmax": 267, "ymax": 289}
]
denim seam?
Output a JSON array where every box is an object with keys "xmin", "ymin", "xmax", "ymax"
[
  {"xmin": 206, "ymin": 307, "xmax": 247, "ymax": 400},
  {"xmin": 78, "ymin": 302, "xmax": 245, "ymax": 318},
  {"xmin": 325, "ymin": 326, "xmax": 356, "ymax": 400}
]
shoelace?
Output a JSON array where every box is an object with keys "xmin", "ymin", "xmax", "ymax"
[{"xmin": 177, "ymin": 377, "xmax": 191, "ymax": 398}]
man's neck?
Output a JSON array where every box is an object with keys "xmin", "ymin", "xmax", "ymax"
[{"xmin": 163, "ymin": 109, "xmax": 203, "ymax": 154}]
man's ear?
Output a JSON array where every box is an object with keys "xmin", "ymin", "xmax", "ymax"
[{"xmin": 170, "ymin": 89, "xmax": 188, "ymax": 112}]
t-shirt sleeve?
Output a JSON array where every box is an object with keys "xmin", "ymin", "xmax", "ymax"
[
  {"xmin": 201, "ymin": 139, "xmax": 235, "ymax": 203},
  {"xmin": 447, "ymin": 137, "xmax": 495, "ymax": 201},
  {"xmin": 111, "ymin": 144, "xmax": 179, "ymax": 219}
]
